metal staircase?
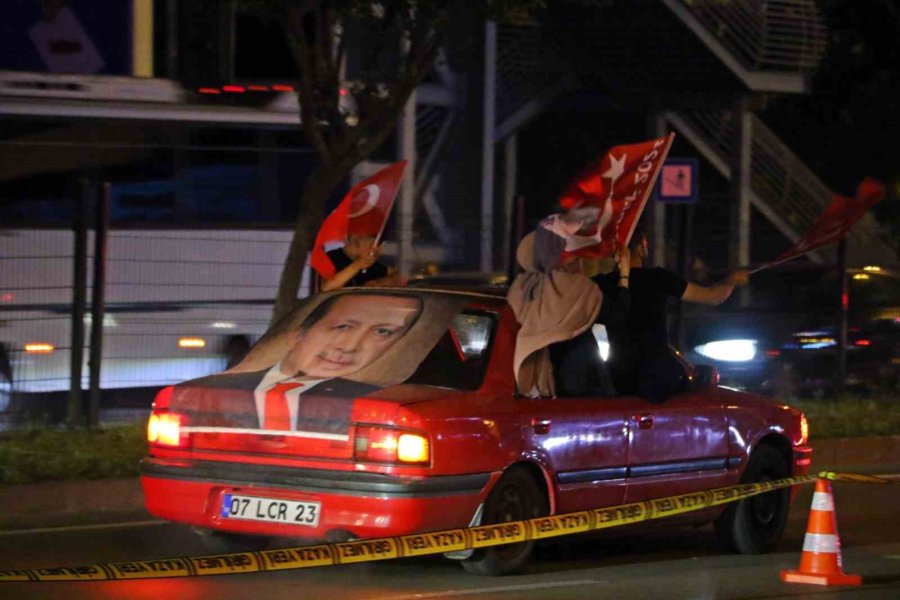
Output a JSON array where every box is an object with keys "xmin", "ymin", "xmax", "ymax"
[
  {"xmin": 425, "ymin": 1, "xmax": 896, "ymax": 271},
  {"xmin": 494, "ymin": 22, "xmax": 574, "ymax": 142},
  {"xmin": 658, "ymin": 1, "xmax": 895, "ymax": 267},
  {"xmin": 661, "ymin": 0, "xmax": 827, "ymax": 92}
]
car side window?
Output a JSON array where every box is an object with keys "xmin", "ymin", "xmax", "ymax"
[{"xmin": 405, "ymin": 312, "xmax": 495, "ymax": 390}]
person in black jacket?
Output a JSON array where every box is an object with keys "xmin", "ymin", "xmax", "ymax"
[
  {"xmin": 595, "ymin": 226, "xmax": 749, "ymax": 401},
  {"xmin": 321, "ymin": 234, "xmax": 397, "ymax": 290}
]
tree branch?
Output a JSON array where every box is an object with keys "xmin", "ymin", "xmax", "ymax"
[{"xmin": 286, "ymin": 4, "xmax": 331, "ymax": 163}]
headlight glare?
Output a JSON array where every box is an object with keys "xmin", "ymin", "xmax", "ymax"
[{"xmin": 694, "ymin": 339, "xmax": 757, "ymax": 362}]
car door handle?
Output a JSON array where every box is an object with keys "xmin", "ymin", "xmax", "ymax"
[
  {"xmin": 531, "ymin": 418, "xmax": 551, "ymax": 434},
  {"xmin": 635, "ymin": 414, "xmax": 654, "ymax": 430}
]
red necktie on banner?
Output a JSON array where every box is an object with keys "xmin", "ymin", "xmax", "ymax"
[{"xmin": 263, "ymin": 381, "xmax": 303, "ymax": 430}]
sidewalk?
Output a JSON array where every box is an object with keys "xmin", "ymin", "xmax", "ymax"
[{"xmin": 1, "ymin": 436, "xmax": 898, "ymax": 531}]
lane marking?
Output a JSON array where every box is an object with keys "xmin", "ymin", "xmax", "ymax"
[
  {"xmin": 0, "ymin": 520, "xmax": 166, "ymax": 537},
  {"xmin": 378, "ymin": 580, "xmax": 603, "ymax": 599}
]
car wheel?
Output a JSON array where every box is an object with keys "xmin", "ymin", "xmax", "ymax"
[
  {"xmin": 462, "ymin": 466, "xmax": 548, "ymax": 576},
  {"xmin": 192, "ymin": 527, "xmax": 272, "ymax": 554},
  {"xmin": 714, "ymin": 444, "xmax": 790, "ymax": 554}
]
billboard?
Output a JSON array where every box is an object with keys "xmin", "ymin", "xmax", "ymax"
[{"xmin": 0, "ymin": 0, "xmax": 133, "ymax": 75}]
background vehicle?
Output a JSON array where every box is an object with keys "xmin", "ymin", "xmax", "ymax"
[
  {"xmin": 682, "ymin": 264, "xmax": 900, "ymax": 397},
  {"xmin": 142, "ymin": 288, "xmax": 811, "ymax": 575}
]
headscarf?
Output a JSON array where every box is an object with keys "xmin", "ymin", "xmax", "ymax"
[{"xmin": 506, "ymin": 217, "xmax": 602, "ymax": 397}]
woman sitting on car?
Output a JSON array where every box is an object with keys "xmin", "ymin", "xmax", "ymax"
[{"xmin": 507, "ymin": 215, "xmax": 631, "ymax": 398}]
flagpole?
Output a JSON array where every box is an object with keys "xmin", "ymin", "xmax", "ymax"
[
  {"xmin": 748, "ymin": 254, "xmax": 800, "ymax": 275},
  {"xmin": 372, "ymin": 194, "xmax": 396, "ymax": 248},
  {"xmin": 622, "ymin": 132, "xmax": 676, "ymax": 249},
  {"xmin": 365, "ymin": 162, "xmax": 408, "ymax": 278},
  {"xmin": 362, "ymin": 199, "xmax": 395, "ymax": 276},
  {"xmin": 749, "ymin": 240, "xmax": 842, "ymax": 275}
]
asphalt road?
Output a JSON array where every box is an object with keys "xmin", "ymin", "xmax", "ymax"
[{"xmin": 1, "ymin": 477, "xmax": 898, "ymax": 600}]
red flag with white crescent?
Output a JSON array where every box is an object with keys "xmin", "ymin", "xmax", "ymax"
[
  {"xmin": 309, "ymin": 160, "xmax": 408, "ymax": 279},
  {"xmin": 558, "ymin": 133, "xmax": 675, "ymax": 260}
]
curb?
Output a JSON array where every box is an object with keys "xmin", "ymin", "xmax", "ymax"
[
  {"xmin": 0, "ymin": 478, "xmax": 149, "ymax": 531},
  {"xmin": 806, "ymin": 435, "xmax": 900, "ymax": 468},
  {"xmin": 1, "ymin": 436, "xmax": 898, "ymax": 532}
]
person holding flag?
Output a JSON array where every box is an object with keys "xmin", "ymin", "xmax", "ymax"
[
  {"xmin": 549, "ymin": 132, "xmax": 749, "ymax": 401},
  {"xmin": 310, "ymin": 160, "xmax": 408, "ymax": 291},
  {"xmin": 321, "ymin": 233, "xmax": 391, "ymax": 291},
  {"xmin": 507, "ymin": 214, "xmax": 632, "ymax": 398},
  {"xmin": 595, "ymin": 225, "xmax": 749, "ymax": 402}
]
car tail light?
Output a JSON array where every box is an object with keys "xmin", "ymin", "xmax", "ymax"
[
  {"xmin": 152, "ymin": 386, "xmax": 175, "ymax": 410},
  {"xmin": 147, "ymin": 411, "xmax": 190, "ymax": 448},
  {"xmin": 354, "ymin": 425, "xmax": 430, "ymax": 465},
  {"xmin": 799, "ymin": 414, "xmax": 809, "ymax": 446}
]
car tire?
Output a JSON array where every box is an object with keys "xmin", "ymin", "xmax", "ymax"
[
  {"xmin": 192, "ymin": 527, "xmax": 272, "ymax": 554},
  {"xmin": 462, "ymin": 466, "xmax": 548, "ymax": 576},
  {"xmin": 714, "ymin": 444, "xmax": 790, "ymax": 554}
]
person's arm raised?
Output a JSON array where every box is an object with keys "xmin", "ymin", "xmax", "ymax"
[
  {"xmin": 681, "ymin": 270, "xmax": 749, "ymax": 305},
  {"xmin": 320, "ymin": 248, "xmax": 381, "ymax": 291}
]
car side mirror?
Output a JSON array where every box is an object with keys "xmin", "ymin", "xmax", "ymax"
[{"xmin": 693, "ymin": 365, "xmax": 719, "ymax": 389}]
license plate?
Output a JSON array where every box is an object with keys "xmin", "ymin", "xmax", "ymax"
[{"xmin": 221, "ymin": 494, "xmax": 321, "ymax": 527}]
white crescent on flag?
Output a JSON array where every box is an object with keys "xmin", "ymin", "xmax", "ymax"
[{"xmin": 348, "ymin": 184, "xmax": 381, "ymax": 218}]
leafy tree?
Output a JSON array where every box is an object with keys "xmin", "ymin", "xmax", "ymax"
[{"xmin": 241, "ymin": 1, "xmax": 543, "ymax": 321}]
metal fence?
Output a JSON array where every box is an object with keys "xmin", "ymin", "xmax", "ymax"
[
  {"xmin": 0, "ymin": 227, "xmax": 305, "ymax": 429},
  {"xmin": 679, "ymin": 0, "xmax": 827, "ymax": 72}
]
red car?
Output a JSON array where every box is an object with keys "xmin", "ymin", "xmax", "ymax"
[{"xmin": 141, "ymin": 288, "xmax": 811, "ymax": 575}]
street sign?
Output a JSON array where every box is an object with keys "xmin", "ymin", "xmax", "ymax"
[{"xmin": 657, "ymin": 158, "xmax": 699, "ymax": 204}]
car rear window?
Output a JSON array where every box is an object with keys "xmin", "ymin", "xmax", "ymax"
[{"xmin": 405, "ymin": 312, "xmax": 496, "ymax": 390}]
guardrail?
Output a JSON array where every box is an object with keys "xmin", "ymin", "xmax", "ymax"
[{"xmin": 679, "ymin": 0, "xmax": 827, "ymax": 72}]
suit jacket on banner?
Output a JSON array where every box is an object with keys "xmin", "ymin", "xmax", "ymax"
[{"xmin": 170, "ymin": 370, "xmax": 382, "ymax": 434}]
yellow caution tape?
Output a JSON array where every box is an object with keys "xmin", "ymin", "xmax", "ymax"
[
  {"xmin": 817, "ymin": 470, "xmax": 900, "ymax": 484},
  {"xmin": 1, "ymin": 473, "xmax": 824, "ymax": 583}
]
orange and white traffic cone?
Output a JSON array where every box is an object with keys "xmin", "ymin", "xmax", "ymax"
[{"xmin": 781, "ymin": 478, "xmax": 861, "ymax": 586}]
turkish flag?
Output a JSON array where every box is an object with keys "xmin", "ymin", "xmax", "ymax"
[
  {"xmin": 309, "ymin": 160, "xmax": 408, "ymax": 279},
  {"xmin": 772, "ymin": 177, "xmax": 885, "ymax": 265},
  {"xmin": 558, "ymin": 133, "xmax": 675, "ymax": 260}
]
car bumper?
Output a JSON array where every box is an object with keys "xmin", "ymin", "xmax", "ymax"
[
  {"xmin": 141, "ymin": 457, "xmax": 493, "ymax": 541},
  {"xmin": 791, "ymin": 444, "xmax": 813, "ymax": 502}
]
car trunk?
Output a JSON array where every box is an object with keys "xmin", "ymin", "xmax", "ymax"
[{"xmin": 169, "ymin": 381, "xmax": 458, "ymax": 462}]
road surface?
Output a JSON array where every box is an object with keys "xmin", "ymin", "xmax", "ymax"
[{"xmin": 0, "ymin": 474, "xmax": 898, "ymax": 599}]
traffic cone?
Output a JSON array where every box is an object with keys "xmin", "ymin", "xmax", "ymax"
[{"xmin": 781, "ymin": 478, "xmax": 861, "ymax": 586}]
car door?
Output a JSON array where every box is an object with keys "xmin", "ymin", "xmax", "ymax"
[
  {"xmin": 623, "ymin": 388, "xmax": 730, "ymax": 504},
  {"xmin": 523, "ymin": 396, "xmax": 631, "ymax": 514}
]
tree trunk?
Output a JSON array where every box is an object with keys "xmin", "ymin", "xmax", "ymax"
[{"xmin": 271, "ymin": 164, "xmax": 345, "ymax": 324}]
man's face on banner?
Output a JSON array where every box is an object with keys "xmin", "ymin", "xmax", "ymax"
[{"xmin": 283, "ymin": 295, "xmax": 421, "ymax": 379}]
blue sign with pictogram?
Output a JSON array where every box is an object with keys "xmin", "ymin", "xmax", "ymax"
[{"xmin": 657, "ymin": 158, "xmax": 699, "ymax": 204}]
